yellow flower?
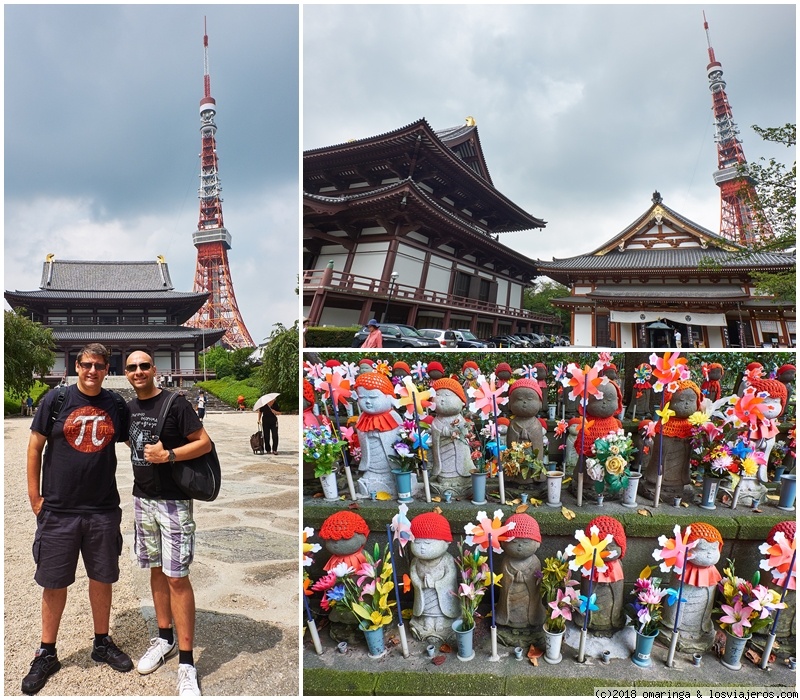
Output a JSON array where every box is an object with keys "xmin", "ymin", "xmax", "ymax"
[
  {"xmin": 688, "ymin": 411, "xmax": 710, "ymax": 426},
  {"xmin": 609, "ymin": 445, "xmax": 621, "ymax": 455},
  {"xmin": 741, "ymin": 456, "xmax": 758, "ymax": 477},
  {"xmin": 605, "ymin": 455, "xmax": 627, "ymax": 476}
]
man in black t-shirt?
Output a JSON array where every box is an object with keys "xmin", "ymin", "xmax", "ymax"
[
  {"xmin": 125, "ymin": 351, "xmax": 211, "ymax": 696},
  {"xmin": 23, "ymin": 343, "xmax": 133, "ymax": 695}
]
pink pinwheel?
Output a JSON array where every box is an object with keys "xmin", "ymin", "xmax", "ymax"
[
  {"xmin": 553, "ymin": 363, "xmax": 568, "ymax": 383},
  {"xmin": 304, "ymin": 361, "xmax": 326, "ymax": 380},
  {"xmin": 725, "ymin": 387, "xmax": 768, "ymax": 430},
  {"xmin": 598, "ymin": 351, "xmax": 614, "ymax": 365},
  {"xmin": 744, "ymin": 365, "xmax": 765, "ymax": 382},
  {"xmin": 464, "ymin": 509, "xmax": 516, "ymax": 553},
  {"xmin": 336, "ymin": 361, "xmax": 359, "ymax": 381},
  {"xmin": 719, "ymin": 600, "xmax": 753, "ymax": 638},
  {"xmin": 649, "ymin": 352, "xmax": 689, "ymax": 392},
  {"xmin": 395, "ymin": 375, "xmax": 434, "ymax": 417},
  {"xmin": 653, "ymin": 524, "xmax": 698, "ymax": 575},
  {"xmin": 315, "ymin": 371, "xmax": 352, "ymax": 408},
  {"xmin": 467, "ymin": 374, "xmax": 509, "ymax": 417},
  {"xmin": 520, "ymin": 364, "xmax": 535, "ymax": 379},
  {"xmin": 759, "ymin": 531, "xmax": 796, "ymax": 590},
  {"xmin": 565, "ymin": 363, "xmax": 606, "ymax": 402},
  {"xmin": 411, "ymin": 361, "xmax": 428, "ymax": 382},
  {"xmin": 390, "ymin": 503, "xmax": 415, "ymax": 555}
]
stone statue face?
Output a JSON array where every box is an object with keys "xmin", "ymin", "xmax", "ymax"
[
  {"xmin": 509, "ymin": 387, "xmax": 541, "ymax": 418},
  {"xmin": 708, "ymin": 367, "xmax": 723, "ymax": 381},
  {"xmin": 433, "ymin": 388, "xmax": 464, "ymax": 417},
  {"xmin": 687, "ymin": 538, "xmax": 721, "ymax": 568},
  {"xmin": 503, "ymin": 537, "xmax": 540, "ymax": 559},
  {"xmin": 356, "ymin": 386, "xmax": 393, "ymax": 414},
  {"xmin": 410, "ymin": 537, "xmax": 450, "ymax": 560},
  {"xmin": 779, "ymin": 369, "xmax": 795, "ymax": 383},
  {"xmin": 428, "ymin": 369, "xmax": 444, "ymax": 381},
  {"xmin": 604, "ymin": 370, "xmax": 618, "ymax": 381},
  {"xmin": 393, "ymin": 368, "xmax": 409, "ymax": 378},
  {"xmin": 761, "ymin": 397, "xmax": 783, "ymax": 420},
  {"xmin": 671, "ymin": 388, "xmax": 698, "ymax": 418},
  {"xmin": 324, "ymin": 532, "xmax": 367, "ymax": 556},
  {"xmin": 463, "ymin": 367, "xmax": 479, "ymax": 380},
  {"xmin": 358, "ymin": 363, "xmax": 374, "ymax": 374},
  {"xmin": 497, "ymin": 370, "xmax": 511, "ymax": 381},
  {"xmin": 587, "ymin": 382, "xmax": 619, "ymax": 419}
]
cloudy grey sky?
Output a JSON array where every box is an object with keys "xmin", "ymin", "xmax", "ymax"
[
  {"xmin": 303, "ymin": 4, "xmax": 795, "ymax": 272},
  {"xmin": 5, "ymin": 4, "xmax": 299, "ymax": 345}
]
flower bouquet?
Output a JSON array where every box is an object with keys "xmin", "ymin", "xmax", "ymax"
[
  {"xmin": 540, "ymin": 552, "xmax": 580, "ymax": 634},
  {"xmin": 454, "ymin": 539, "xmax": 496, "ymax": 631},
  {"xmin": 302, "ymin": 424, "xmax": 347, "ymax": 478},
  {"xmin": 585, "ymin": 429, "xmax": 636, "ymax": 495},
  {"xmin": 501, "ymin": 441, "xmax": 547, "ymax": 481},
  {"xmin": 624, "ymin": 567, "xmax": 674, "ymax": 636},
  {"xmin": 714, "ymin": 560, "xmax": 786, "ymax": 639},
  {"xmin": 342, "ymin": 542, "xmax": 396, "ymax": 631}
]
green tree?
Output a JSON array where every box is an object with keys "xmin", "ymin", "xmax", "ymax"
[
  {"xmin": 200, "ymin": 345, "xmax": 255, "ymax": 380},
  {"xmin": 523, "ymin": 279, "xmax": 570, "ymax": 331},
  {"xmin": 257, "ymin": 321, "xmax": 299, "ymax": 410},
  {"xmin": 4, "ymin": 310, "xmax": 56, "ymax": 397},
  {"xmin": 739, "ymin": 123, "xmax": 796, "ymax": 301}
]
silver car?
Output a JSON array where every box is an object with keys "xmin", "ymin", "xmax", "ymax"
[{"xmin": 417, "ymin": 328, "xmax": 458, "ymax": 348}]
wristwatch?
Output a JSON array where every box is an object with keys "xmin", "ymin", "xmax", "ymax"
[{"xmin": 167, "ymin": 449, "xmax": 176, "ymax": 464}]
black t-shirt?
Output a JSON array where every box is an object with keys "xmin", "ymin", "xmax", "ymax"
[
  {"xmin": 128, "ymin": 390, "xmax": 204, "ymax": 499},
  {"xmin": 31, "ymin": 385, "xmax": 129, "ymax": 513},
  {"xmin": 260, "ymin": 403, "xmax": 278, "ymax": 427}
]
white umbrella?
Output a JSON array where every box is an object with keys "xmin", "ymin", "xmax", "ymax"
[{"xmin": 253, "ymin": 393, "xmax": 280, "ymax": 411}]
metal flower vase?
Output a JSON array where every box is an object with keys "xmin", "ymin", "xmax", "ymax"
[
  {"xmin": 699, "ymin": 476, "xmax": 720, "ymax": 510},
  {"xmin": 777, "ymin": 474, "xmax": 797, "ymax": 511},
  {"xmin": 319, "ymin": 470, "xmax": 339, "ymax": 501},
  {"xmin": 545, "ymin": 470, "xmax": 564, "ymax": 507},
  {"xmin": 542, "ymin": 627, "xmax": 564, "ymax": 664},
  {"xmin": 720, "ymin": 631, "xmax": 750, "ymax": 670},
  {"xmin": 391, "ymin": 469, "xmax": 414, "ymax": 503},
  {"xmin": 360, "ymin": 624, "xmax": 386, "ymax": 659},
  {"xmin": 621, "ymin": 471, "xmax": 642, "ymax": 508},
  {"xmin": 451, "ymin": 620, "xmax": 475, "ymax": 661},
  {"xmin": 471, "ymin": 472, "xmax": 488, "ymax": 505},
  {"xmin": 631, "ymin": 630, "xmax": 658, "ymax": 668}
]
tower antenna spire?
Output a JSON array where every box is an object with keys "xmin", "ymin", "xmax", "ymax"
[
  {"xmin": 702, "ymin": 12, "xmax": 772, "ymax": 246},
  {"xmin": 187, "ymin": 18, "xmax": 255, "ymax": 349}
]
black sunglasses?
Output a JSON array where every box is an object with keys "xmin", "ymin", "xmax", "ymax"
[
  {"xmin": 125, "ymin": 362, "xmax": 152, "ymax": 372},
  {"xmin": 77, "ymin": 361, "xmax": 107, "ymax": 371}
]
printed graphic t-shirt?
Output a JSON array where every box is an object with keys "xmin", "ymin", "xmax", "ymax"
[
  {"xmin": 31, "ymin": 385, "xmax": 129, "ymax": 513},
  {"xmin": 128, "ymin": 390, "xmax": 204, "ymax": 500}
]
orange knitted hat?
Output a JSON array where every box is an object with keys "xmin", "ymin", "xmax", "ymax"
[
  {"xmin": 686, "ymin": 522, "xmax": 723, "ymax": 549},
  {"xmin": 508, "ymin": 377, "xmax": 542, "ymax": 400},
  {"xmin": 463, "ymin": 361, "xmax": 480, "ymax": 372},
  {"xmin": 410, "ymin": 512, "xmax": 452, "ymax": 542},
  {"xmin": 319, "ymin": 511, "xmax": 370, "ymax": 540},
  {"xmin": 766, "ymin": 520, "xmax": 796, "ymax": 546},
  {"xmin": 303, "ymin": 379, "xmax": 315, "ymax": 404},
  {"xmin": 393, "ymin": 361, "xmax": 411, "ymax": 374},
  {"xmin": 505, "ymin": 513, "xmax": 541, "ymax": 542},
  {"xmin": 750, "ymin": 378, "xmax": 788, "ymax": 410},
  {"xmin": 587, "ymin": 516, "xmax": 626, "ymax": 558},
  {"xmin": 664, "ymin": 380, "xmax": 702, "ymax": 407},
  {"xmin": 432, "ymin": 378, "xmax": 466, "ymax": 405},
  {"xmin": 497, "ymin": 417, "xmax": 511, "ymax": 426},
  {"xmin": 354, "ymin": 372, "xmax": 394, "ymax": 396}
]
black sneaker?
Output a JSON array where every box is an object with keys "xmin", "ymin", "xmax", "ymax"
[
  {"xmin": 21, "ymin": 648, "xmax": 61, "ymax": 695},
  {"xmin": 91, "ymin": 636, "xmax": 133, "ymax": 672}
]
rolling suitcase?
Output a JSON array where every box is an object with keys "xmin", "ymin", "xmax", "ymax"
[{"xmin": 250, "ymin": 431, "xmax": 265, "ymax": 454}]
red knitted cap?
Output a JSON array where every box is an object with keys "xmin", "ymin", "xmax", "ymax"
[
  {"xmin": 587, "ymin": 516, "xmax": 626, "ymax": 558},
  {"xmin": 393, "ymin": 361, "xmax": 411, "ymax": 374},
  {"xmin": 303, "ymin": 379, "xmax": 315, "ymax": 404},
  {"xmin": 432, "ymin": 378, "xmax": 466, "ymax": 405},
  {"xmin": 354, "ymin": 372, "xmax": 394, "ymax": 396},
  {"xmin": 358, "ymin": 358, "xmax": 375, "ymax": 367},
  {"xmin": 750, "ymin": 378, "xmax": 788, "ymax": 409},
  {"xmin": 777, "ymin": 364, "xmax": 795, "ymax": 375},
  {"xmin": 497, "ymin": 416, "xmax": 511, "ymax": 426},
  {"xmin": 508, "ymin": 377, "xmax": 542, "ymax": 399},
  {"xmin": 427, "ymin": 361, "xmax": 445, "ymax": 374},
  {"xmin": 495, "ymin": 362, "xmax": 512, "ymax": 375},
  {"xmin": 410, "ymin": 512, "xmax": 452, "ymax": 542},
  {"xmin": 463, "ymin": 361, "xmax": 480, "ymax": 371},
  {"xmin": 325, "ymin": 359, "xmax": 341, "ymax": 367},
  {"xmin": 766, "ymin": 520, "xmax": 796, "ymax": 546},
  {"xmin": 319, "ymin": 511, "xmax": 370, "ymax": 540},
  {"xmin": 686, "ymin": 522, "xmax": 723, "ymax": 548},
  {"xmin": 505, "ymin": 513, "xmax": 541, "ymax": 542},
  {"xmin": 747, "ymin": 362, "xmax": 763, "ymax": 371}
]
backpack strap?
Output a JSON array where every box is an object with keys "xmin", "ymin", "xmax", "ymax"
[
  {"xmin": 45, "ymin": 385, "xmax": 68, "ymax": 437},
  {"xmin": 154, "ymin": 390, "xmax": 178, "ymax": 442}
]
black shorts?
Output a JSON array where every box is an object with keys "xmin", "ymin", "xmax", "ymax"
[{"xmin": 32, "ymin": 508, "xmax": 123, "ymax": 589}]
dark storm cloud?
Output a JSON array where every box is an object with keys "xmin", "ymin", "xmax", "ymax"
[{"xmin": 5, "ymin": 4, "xmax": 299, "ymax": 342}]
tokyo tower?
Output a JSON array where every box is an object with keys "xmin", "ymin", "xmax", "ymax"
[
  {"xmin": 187, "ymin": 19, "xmax": 254, "ymax": 348},
  {"xmin": 702, "ymin": 13, "xmax": 772, "ymax": 247}
]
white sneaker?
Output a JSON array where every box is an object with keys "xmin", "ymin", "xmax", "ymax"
[
  {"xmin": 177, "ymin": 663, "xmax": 201, "ymax": 696},
  {"xmin": 136, "ymin": 637, "xmax": 177, "ymax": 675}
]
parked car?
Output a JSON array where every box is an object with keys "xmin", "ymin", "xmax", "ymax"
[
  {"xmin": 418, "ymin": 328, "xmax": 458, "ymax": 348},
  {"xmin": 351, "ymin": 323, "xmax": 440, "ymax": 348},
  {"xmin": 488, "ymin": 334, "xmax": 527, "ymax": 348},
  {"xmin": 453, "ymin": 330, "xmax": 488, "ymax": 348}
]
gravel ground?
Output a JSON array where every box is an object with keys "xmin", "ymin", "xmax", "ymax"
[{"xmin": 4, "ymin": 410, "xmax": 300, "ymax": 696}]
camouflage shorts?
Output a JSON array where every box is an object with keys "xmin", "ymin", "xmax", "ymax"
[{"xmin": 133, "ymin": 497, "xmax": 195, "ymax": 578}]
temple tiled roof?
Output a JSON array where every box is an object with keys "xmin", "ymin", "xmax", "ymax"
[
  {"xmin": 38, "ymin": 259, "xmax": 175, "ymax": 291},
  {"xmin": 48, "ymin": 326, "xmax": 226, "ymax": 344},
  {"xmin": 6, "ymin": 290, "xmax": 207, "ymax": 301},
  {"xmin": 586, "ymin": 284, "xmax": 750, "ymax": 300}
]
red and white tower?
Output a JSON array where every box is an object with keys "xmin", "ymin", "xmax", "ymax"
[
  {"xmin": 703, "ymin": 13, "xmax": 772, "ymax": 247},
  {"xmin": 187, "ymin": 19, "xmax": 254, "ymax": 349}
]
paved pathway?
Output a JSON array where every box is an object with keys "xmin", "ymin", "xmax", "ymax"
[{"xmin": 4, "ymin": 410, "xmax": 299, "ymax": 696}]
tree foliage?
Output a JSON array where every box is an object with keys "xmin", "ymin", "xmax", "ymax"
[
  {"xmin": 257, "ymin": 321, "xmax": 299, "ymax": 410},
  {"xmin": 200, "ymin": 345, "xmax": 255, "ymax": 381},
  {"xmin": 739, "ymin": 123, "xmax": 796, "ymax": 301},
  {"xmin": 4, "ymin": 310, "xmax": 56, "ymax": 397},
  {"xmin": 523, "ymin": 279, "xmax": 570, "ymax": 331}
]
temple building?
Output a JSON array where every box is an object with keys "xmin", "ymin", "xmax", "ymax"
[
  {"xmin": 4, "ymin": 256, "xmax": 225, "ymax": 380},
  {"xmin": 303, "ymin": 117, "xmax": 560, "ymax": 338},
  {"xmin": 536, "ymin": 192, "xmax": 795, "ymax": 348}
]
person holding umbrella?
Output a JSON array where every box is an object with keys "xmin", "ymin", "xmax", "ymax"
[{"xmin": 254, "ymin": 393, "xmax": 281, "ymax": 455}]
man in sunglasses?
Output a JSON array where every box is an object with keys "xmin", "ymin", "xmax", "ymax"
[
  {"xmin": 24, "ymin": 343, "xmax": 133, "ymax": 695},
  {"xmin": 124, "ymin": 350, "xmax": 211, "ymax": 696}
]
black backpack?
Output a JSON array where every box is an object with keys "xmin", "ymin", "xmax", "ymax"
[{"xmin": 45, "ymin": 385, "xmax": 126, "ymax": 437}]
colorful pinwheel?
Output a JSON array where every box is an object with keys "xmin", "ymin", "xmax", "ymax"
[
  {"xmin": 303, "ymin": 526, "xmax": 322, "ymax": 567},
  {"xmin": 565, "ymin": 525, "xmax": 614, "ymax": 574},
  {"xmin": 390, "ymin": 503, "xmax": 415, "ymax": 555},
  {"xmin": 520, "ymin": 364, "xmax": 535, "ymax": 379},
  {"xmin": 725, "ymin": 387, "xmax": 768, "ymax": 430},
  {"xmin": 655, "ymin": 401, "xmax": 676, "ymax": 425},
  {"xmin": 649, "ymin": 352, "xmax": 689, "ymax": 392},
  {"xmin": 578, "ymin": 592, "xmax": 599, "ymax": 615},
  {"xmin": 652, "ymin": 524, "xmax": 697, "ymax": 575},
  {"xmin": 467, "ymin": 374, "xmax": 509, "ymax": 417},
  {"xmin": 315, "ymin": 371, "xmax": 352, "ymax": 408},
  {"xmin": 395, "ymin": 375, "xmax": 434, "ymax": 418},
  {"xmin": 336, "ymin": 361, "xmax": 359, "ymax": 381},
  {"xmin": 565, "ymin": 362, "xmax": 606, "ymax": 402},
  {"xmin": 553, "ymin": 362, "xmax": 568, "ymax": 383},
  {"xmin": 411, "ymin": 361, "xmax": 428, "ymax": 382},
  {"xmin": 464, "ymin": 509, "xmax": 516, "ymax": 553},
  {"xmin": 759, "ymin": 531, "xmax": 797, "ymax": 590},
  {"xmin": 304, "ymin": 361, "xmax": 326, "ymax": 380}
]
